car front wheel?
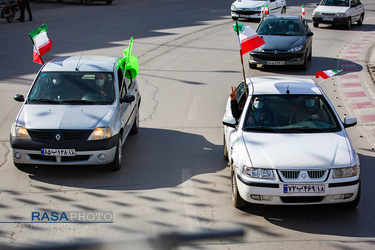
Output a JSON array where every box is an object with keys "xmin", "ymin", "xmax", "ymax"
[
  {"xmin": 346, "ymin": 17, "xmax": 351, "ymax": 29},
  {"xmin": 313, "ymin": 22, "xmax": 319, "ymax": 28},
  {"xmin": 231, "ymin": 164, "xmax": 247, "ymax": 208},
  {"xmin": 107, "ymin": 136, "xmax": 123, "ymax": 171}
]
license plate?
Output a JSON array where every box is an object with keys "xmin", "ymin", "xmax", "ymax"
[
  {"xmin": 41, "ymin": 148, "xmax": 75, "ymax": 156},
  {"xmin": 283, "ymin": 184, "xmax": 325, "ymax": 193},
  {"xmin": 267, "ymin": 61, "xmax": 285, "ymax": 65},
  {"xmin": 239, "ymin": 14, "xmax": 250, "ymax": 18},
  {"xmin": 323, "ymin": 17, "xmax": 334, "ymax": 21}
]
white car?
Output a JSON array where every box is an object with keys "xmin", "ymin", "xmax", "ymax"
[
  {"xmin": 312, "ymin": 0, "xmax": 365, "ymax": 29},
  {"xmin": 10, "ymin": 56, "xmax": 140, "ymax": 171},
  {"xmin": 223, "ymin": 76, "xmax": 360, "ymax": 208},
  {"xmin": 231, "ymin": 0, "xmax": 287, "ymax": 20}
]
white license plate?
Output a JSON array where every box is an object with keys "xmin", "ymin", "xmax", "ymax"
[
  {"xmin": 267, "ymin": 61, "xmax": 285, "ymax": 65},
  {"xmin": 41, "ymin": 148, "xmax": 76, "ymax": 156},
  {"xmin": 323, "ymin": 17, "xmax": 334, "ymax": 21},
  {"xmin": 239, "ymin": 14, "xmax": 250, "ymax": 18},
  {"xmin": 283, "ymin": 184, "xmax": 325, "ymax": 193}
]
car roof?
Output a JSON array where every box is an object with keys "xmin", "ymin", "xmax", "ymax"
[
  {"xmin": 263, "ymin": 14, "xmax": 302, "ymax": 20},
  {"xmin": 42, "ymin": 55, "xmax": 120, "ymax": 72},
  {"xmin": 246, "ymin": 76, "xmax": 322, "ymax": 95}
]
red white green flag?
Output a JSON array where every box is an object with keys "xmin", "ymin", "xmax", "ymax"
[
  {"xmin": 315, "ymin": 69, "xmax": 342, "ymax": 79},
  {"xmin": 233, "ymin": 22, "xmax": 265, "ymax": 55},
  {"xmin": 29, "ymin": 24, "xmax": 52, "ymax": 65},
  {"xmin": 302, "ymin": 4, "xmax": 305, "ymax": 16}
]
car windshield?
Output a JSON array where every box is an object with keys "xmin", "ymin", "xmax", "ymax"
[
  {"xmin": 27, "ymin": 72, "xmax": 115, "ymax": 105},
  {"xmin": 257, "ymin": 19, "xmax": 303, "ymax": 36},
  {"xmin": 320, "ymin": 0, "xmax": 349, "ymax": 7},
  {"xmin": 243, "ymin": 95, "xmax": 341, "ymax": 133}
]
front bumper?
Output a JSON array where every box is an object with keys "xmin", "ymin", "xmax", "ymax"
[
  {"xmin": 236, "ymin": 173, "xmax": 360, "ymax": 205},
  {"xmin": 231, "ymin": 10, "xmax": 262, "ymax": 19},
  {"xmin": 249, "ymin": 52, "xmax": 306, "ymax": 66},
  {"xmin": 312, "ymin": 16, "xmax": 349, "ymax": 25},
  {"xmin": 10, "ymin": 134, "xmax": 119, "ymax": 166}
]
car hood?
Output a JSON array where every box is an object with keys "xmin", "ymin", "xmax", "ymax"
[
  {"xmin": 232, "ymin": 0, "xmax": 265, "ymax": 9},
  {"xmin": 242, "ymin": 132, "xmax": 353, "ymax": 169},
  {"xmin": 314, "ymin": 6, "xmax": 349, "ymax": 14},
  {"xmin": 258, "ymin": 35, "xmax": 305, "ymax": 50},
  {"xmin": 16, "ymin": 104, "xmax": 115, "ymax": 130}
]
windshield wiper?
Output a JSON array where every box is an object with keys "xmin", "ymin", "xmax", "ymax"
[
  {"xmin": 243, "ymin": 126, "xmax": 276, "ymax": 132},
  {"xmin": 29, "ymin": 98, "xmax": 61, "ymax": 104},
  {"xmin": 60, "ymin": 100, "xmax": 97, "ymax": 104}
]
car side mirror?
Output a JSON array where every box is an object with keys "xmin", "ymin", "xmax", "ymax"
[
  {"xmin": 14, "ymin": 94, "xmax": 25, "ymax": 102},
  {"xmin": 307, "ymin": 31, "xmax": 314, "ymax": 37},
  {"xmin": 222, "ymin": 116, "xmax": 238, "ymax": 128},
  {"xmin": 343, "ymin": 117, "xmax": 357, "ymax": 128},
  {"xmin": 121, "ymin": 95, "xmax": 135, "ymax": 103}
]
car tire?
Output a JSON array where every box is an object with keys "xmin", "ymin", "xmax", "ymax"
[
  {"xmin": 224, "ymin": 135, "xmax": 228, "ymax": 161},
  {"xmin": 346, "ymin": 17, "xmax": 351, "ymax": 29},
  {"xmin": 231, "ymin": 164, "xmax": 247, "ymax": 208},
  {"xmin": 249, "ymin": 63, "xmax": 257, "ymax": 69},
  {"xmin": 85, "ymin": 0, "xmax": 91, "ymax": 5},
  {"xmin": 357, "ymin": 15, "xmax": 363, "ymax": 25},
  {"xmin": 130, "ymin": 107, "xmax": 139, "ymax": 135},
  {"xmin": 307, "ymin": 47, "xmax": 312, "ymax": 60},
  {"xmin": 281, "ymin": 6, "xmax": 286, "ymax": 14},
  {"xmin": 107, "ymin": 136, "xmax": 122, "ymax": 171},
  {"xmin": 300, "ymin": 56, "xmax": 308, "ymax": 71},
  {"xmin": 313, "ymin": 22, "xmax": 319, "ymax": 28},
  {"xmin": 343, "ymin": 182, "xmax": 361, "ymax": 208},
  {"xmin": 106, "ymin": 0, "xmax": 112, "ymax": 4},
  {"xmin": 232, "ymin": 17, "xmax": 238, "ymax": 21}
]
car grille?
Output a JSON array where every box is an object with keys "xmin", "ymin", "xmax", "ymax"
[
  {"xmin": 28, "ymin": 129, "xmax": 92, "ymax": 142},
  {"xmin": 281, "ymin": 196, "xmax": 324, "ymax": 203},
  {"xmin": 29, "ymin": 154, "xmax": 90, "ymax": 162},
  {"xmin": 251, "ymin": 53, "xmax": 302, "ymax": 61},
  {"xmin": 232, "ymin": 10, "xmax": 259, "ymax": 15},
  {"xmin": 279, "ymin": 170, "xmax": 328, "ymax": 181},
  {"xmin": 322, "ymin": 13, "xmax": 336, "ymax": 16}
]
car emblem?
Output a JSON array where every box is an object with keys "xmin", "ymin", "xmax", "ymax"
[
  {"xmin": 55, "ymin": 134, "xmax": 61, "ymax": 141},
  {"xmin": 273, "ymin": 50, "xmax": 279, "ymax": 54},
  {"xmin": 301, "ymin": 173, "xmax": 307, "ymax": 179}
]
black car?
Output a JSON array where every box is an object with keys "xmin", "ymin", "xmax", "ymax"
[{"xmin": 249, "ymin": 15, "xmax": 313, "ymax": 70}]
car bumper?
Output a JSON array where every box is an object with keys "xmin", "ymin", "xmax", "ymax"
[
  {"xmin": 236, "ymin": 174, "xmax": 360, "ymax": 205},
  {"xmin": 231, "ymin": 11, "xmax": 262, "ymax": 19},
  {"xmin": 249, "ymin": 52, "xmax": 306, "ymax": 66},
  {"xmin": 10, "ymin": 134, "xmax": 118, "ymax": 166},
  {"xmin": 312, "ymin": 16, "xmax": 349, "ymax": 25}
]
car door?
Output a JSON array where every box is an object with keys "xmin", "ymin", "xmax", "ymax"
[
  {"xmin": 349, "ymin": 0, "xmax": 360, "ymax": 22},
  {"xmin": 118, "ymin": 68, "xmax": 137, "ymax": 140}
]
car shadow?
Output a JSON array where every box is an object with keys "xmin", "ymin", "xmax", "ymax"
[
  {"xmin": 16, "ymin": 127, "xmax": 227, "ymax": 190},
  {"xmin": 234, "ymin": 152, "xmax": 375, "ymax": 238}
]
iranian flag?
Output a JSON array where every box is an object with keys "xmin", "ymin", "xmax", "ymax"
[
  {"xmin": 29, "ymin": 24, "xmax": 52, "ymax": 65},
  {"xmin": 233, "ymin": 22, "xmax": 265, "ymax": 55},
  {"xmin": 315, "ymin": 69, "xmax": 342, "ymax": 79},
  {"xmin": 302, "ymin": 4, "xmax": 305, "ymax": 16}
]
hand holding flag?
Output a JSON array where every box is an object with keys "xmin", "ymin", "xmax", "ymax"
[{"xmin": 29, "ymin": 24, "xmax": 52, "ymax": 65}]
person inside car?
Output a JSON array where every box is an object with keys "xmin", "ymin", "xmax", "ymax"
[{"xmin": 95, "ymin": 73, "xmax": 114, "ymax": 101}]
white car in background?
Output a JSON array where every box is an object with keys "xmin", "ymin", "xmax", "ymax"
[
  {"xmin": 231, "ymin": 0, "xmax": 287, "ymax": 20},
  {"xmin": 312, "ymin": 0, "xmax": 365, "ymax": 29},
  {"xmin": 223, "ymin": 76, "xmax": 360, "ymax": 208}
]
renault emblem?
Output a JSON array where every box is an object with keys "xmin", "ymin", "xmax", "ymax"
[
  {"xmin": 301, "ymin": 173, "xmax": 307, "ymax": 179},
  {"xmin": 55, "ymin": 134, "xmax": 61, "ymax": 141}
]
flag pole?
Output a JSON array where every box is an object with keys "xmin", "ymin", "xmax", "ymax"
[{"xmin": 235, "ymin": 21, "xmax": 248, "ymax": 98}]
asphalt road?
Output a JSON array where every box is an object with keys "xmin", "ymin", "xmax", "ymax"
[{"xmin": 0, "ymin": 0, "xmax": 375, "ymax": 249}]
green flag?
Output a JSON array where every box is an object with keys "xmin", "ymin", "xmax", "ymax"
[{"xmin": 116, "ymin": 37, "xmax": 139, "ymax": 79}]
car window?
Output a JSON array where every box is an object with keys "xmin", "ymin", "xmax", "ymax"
[
  {"xmin": 257, "ymin": 19, "xmax": 303, "ymax": 36},
  {"xmin": 320, "ymin": 0, "xmax": 349, "ymax": 6},
  {"xmin": 236, "ymin": 81, "xmax": 248, "ymax": 109},
  {"xmin": 28, "ymin": 72, "xmax": 115, "ymax": 105},
  {"xmin": 243, "ymin": 95, "xmax": 341, "ymax": 132}
]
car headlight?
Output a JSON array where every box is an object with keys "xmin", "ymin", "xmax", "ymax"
[
  {"xmin": 11, "ymin": 125, "xmax": 31, "ymax": 140},
  {"xmin": 252, "ymin": 6, "xmax": 261, "ymax": 11},
  {"xmin": 332, "ymin": 165, "xmax": 358, "ymax": 179},
  {"xmin": 287, "ymin": 45, "xmax": 304, "ymax": 52},
  {"xmin": 337, "ymin": 13, "xmax": 347, "ymax": 17},
  {"xmin": 88, "ymin": 127, "xmax": 112, "ymax": 140},
  {"xmin": 231, "ymin": 4, "xmax": 238, "ymax": 11},
  {"xmin": 243, "ymin": 166, "xmax": 275, "ymax": 179},
  {"xmin": 312, "ymin": 11, "xmax": 320, "ymax": 16},
  {"xmin": 253, "ymin": 47, "xmax": 264, "ymax": 52}
]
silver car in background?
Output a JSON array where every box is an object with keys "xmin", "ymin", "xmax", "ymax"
[{"xmin": 10, "ymin": 56, "xmax": 141, "ymax": 171}]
